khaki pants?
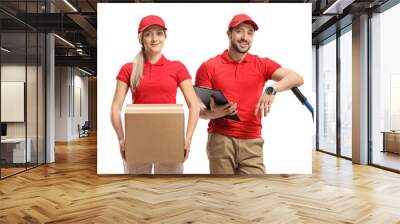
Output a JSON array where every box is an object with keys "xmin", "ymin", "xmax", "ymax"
[
  {"xmin": 207, "ymin": 132, "xmax": 265, "ymax": 174},
  {"xmin": 123, "ymin": 161, "xmax": 183, "ymax": 174}
]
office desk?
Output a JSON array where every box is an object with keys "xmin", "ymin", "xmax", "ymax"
[
  {"xmin": 1, "ymin": 138, "xmax": 31, "ymax": 164},
  {"xmin": 381, "ymin": 131, "xmax": 400, "ymax": 154}
]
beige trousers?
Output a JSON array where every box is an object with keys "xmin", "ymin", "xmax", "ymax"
[
  {"xmin": 123, "ymin": 161, "xmax": 183, "ymax": 174},
  {"xmin": 206, "ymin": 132, "xmax": 265, "ymax": 174}
]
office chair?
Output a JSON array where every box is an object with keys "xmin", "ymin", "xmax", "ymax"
[{"xmin": 79, "ymin": 121, "xmax": 90, "ymax": 138}]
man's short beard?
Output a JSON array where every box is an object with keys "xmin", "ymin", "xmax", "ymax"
[{"xmin": 231, "ymin": 42, "xmax": 250, "ymax": 54}]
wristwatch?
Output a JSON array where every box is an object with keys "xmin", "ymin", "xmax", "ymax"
[{"xmin": 265, "ymin": 86, "xmax": 277, "ymax": 95}]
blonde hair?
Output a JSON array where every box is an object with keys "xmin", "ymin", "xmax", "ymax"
[{"xmin": 130, "ymin": 33, "xmax": 144, "ymax": 91}]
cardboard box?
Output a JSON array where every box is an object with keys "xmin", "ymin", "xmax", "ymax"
[{"xmin": 124, "ymin": 104, "xmax": 184, "ymax": 163}]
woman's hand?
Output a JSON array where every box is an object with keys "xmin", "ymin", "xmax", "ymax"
[
  {"xmin": 111, "ymin": 80, "xmax": 130, "ymax": 161},
  {"xmin": 184, "ymin": 137, "xmax": 191, "ymax": 161},
  {"xmin": 179, "ymin": 79, "xmax": 199, "ymax": 162},
  {"xmin": 119, "ymin": 138, "xmax": 126, "ymax": 160}
]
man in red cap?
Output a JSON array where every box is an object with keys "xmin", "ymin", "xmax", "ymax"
[{"xmin": 195, "ymin": 14, "xmax": 304, "ymax": 174}]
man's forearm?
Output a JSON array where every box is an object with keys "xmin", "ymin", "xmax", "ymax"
[{"xmin": 272, "ymin": 70, "xmax": 304, "ymax": 92}]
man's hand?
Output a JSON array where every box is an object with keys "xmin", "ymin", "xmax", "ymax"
[
  {"xmin": 209, "ymin": 97, "xmax": 237, "ymax": 119},
  {"xmin": 254, "ymin": 92, "xmax": 275, "ymax": 117},
  {"xmin": 119, "ymin": 138, "xmax": 126, "ymax": 160}
]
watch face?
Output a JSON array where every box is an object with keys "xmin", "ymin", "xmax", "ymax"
[{"xmin": 266, "ymin": 87, "xmax": 275, "ymax": 95}]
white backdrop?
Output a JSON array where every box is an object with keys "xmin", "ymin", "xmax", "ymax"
[{"xmin": 97, "ymin": 3, "xmax": 314, "ymax": 174}]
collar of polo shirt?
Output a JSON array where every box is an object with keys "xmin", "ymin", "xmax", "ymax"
[
  {"xmin": 221, "ymin": 50, "xmax": 254, "ymax": 64},
  {"xmin": 143, "ymin": 54, "xmax": 168, "ymax": 66}
]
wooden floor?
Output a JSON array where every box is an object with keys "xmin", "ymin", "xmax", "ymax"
[
  {"xmin": 0, "ymin": 167, "xmax": 26, "ymax": 178},
  {"xmin": 373, "ymin": 150, "xmax": 400, "ymax": 171},
  {"xmin": 1, "ymin": 163, "xmax": 45, "ymax": 178},
  {"xmin": 1, "ymin": 134, "xmax": 400, "ymax": 223}
]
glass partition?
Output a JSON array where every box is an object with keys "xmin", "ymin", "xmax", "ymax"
[
  {"xmin": 0, "ymin": 1, "xmax": 46, "ymax": 179},
  {"xmin": 1, "ymin": 30, "xmax": 28, "ymax": 177},
  {"xmin": 371, "ymin": 3, "xmax": 400, "ymax": 171},
  {"xmin": 339, "ymin": 28, "xmax": 352, "ymax": 158},
  {"xmin": 317, "ymin": 35, "xmax": 337, "ymax": 155}
]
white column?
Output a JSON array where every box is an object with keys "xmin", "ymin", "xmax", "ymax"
[
  {"xmin": 46, "ymin": 1, "xmax": 55, "ymax": 163},
  {"xmin": 352, "ymin": 14, "xmax": 369, "ymax": 164}
]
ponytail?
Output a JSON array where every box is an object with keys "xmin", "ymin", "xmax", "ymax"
[{"xmin": 130, "ymin": 33, "xmax": 145, "ymax": 91}]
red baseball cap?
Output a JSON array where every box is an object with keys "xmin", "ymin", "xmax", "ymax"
[
  {"xmin": 138, "ymin": 15, "xmax": 167, "ymax": 33},
  {"xmin": 228, "ymin": 14, "xmax": 259, "ymax": 31}
]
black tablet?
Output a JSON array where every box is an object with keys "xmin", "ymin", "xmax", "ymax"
[{"xmin": 194, "ymin": 86, "xmax": 240, "ymax": 121}]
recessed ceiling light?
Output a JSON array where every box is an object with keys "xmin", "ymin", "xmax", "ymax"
[
  {"xmin": 323, "ymin": 0, "xmax": 355, "ymax": 15},
  {"xmin": 63, "ymin": 0, "xmax": 78, "ymax": 12},
  {"xmin": 1, "ymin": 47, "xmax": 11, "ymax": 53},
  {"xmin": 54, "ymin": 34, "xmax": 75, "ymax": 48},
  {"xmin": 78, "ymin": 67, "xmax": 92, "ymax": 76}
]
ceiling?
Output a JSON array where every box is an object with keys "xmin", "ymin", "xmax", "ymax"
[{"xmin": 0, "ymin": 0, "xmax": 393, "ymax": 75}]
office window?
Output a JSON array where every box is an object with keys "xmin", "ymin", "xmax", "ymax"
[
  {"xmin": 0, "ymin": 1, "xmax": 46, "ymax": 179},
  {"xmin": 312, "ymin": 45, "xmax": 317, "ymax": 150},
  {"xmin": 339, "ymin": 28, "xmax": 352, "ymax": 158},
  {"xmin": 318, "ymin": 36, "xmax": 337, "ymax": 155},
  {"xmin": 371, "ymin": 3, "xmax": 400, "ymax": 171},
  {"xmin": 1, "ymin": 32, "xmax": 28, "ymax": 178},
  {"xmin": 27, "ymin": 31, "xmax": 38, "ymax": 169}
]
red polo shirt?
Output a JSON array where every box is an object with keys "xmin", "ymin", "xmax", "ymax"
[
  {"xmin": 116, "ymin": 55, "xmax": 191, "ymax": 104},
  {"xmin": 195, "ymin": 50, "xmax": 281, "ymax": 139}
]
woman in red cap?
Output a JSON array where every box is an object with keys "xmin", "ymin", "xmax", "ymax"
[{"xmin": 111, "ymin": 15, "xmax": 200, "ymax": 174}]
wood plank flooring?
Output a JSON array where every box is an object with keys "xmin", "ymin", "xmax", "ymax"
[
  {"xmin": 0, "ymin": 167, "xmax": 26, "ymax": 178},
  {"xmin": 372, "ymin": 151, "xmax": 400, "ymax": 171},
  {"xmin": 1, "ymin": 134, "xmax": 400, "ymax": 223}
]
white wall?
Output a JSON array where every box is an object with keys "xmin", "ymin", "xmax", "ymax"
[
  {"xmin": 1, "ymin": 65, "xmax": 35, "ymax": 138},
  {"xmin": 71, "ymin": 70, "xmax": 89, "ymax": 138},
  {"xmin": 1, "ymin": 64, "xmax": 45, "ymax": 163},
  {"xmin": 98, "ymin": 3, "xmax": 313, "ymax": 174},
  {"xmin": 54, "ymin": 67, "xmax": 89, "ymax": 141},
  {"xmin": 55, "ymin": 67, "xmax": 68, "ymax": 141},
  {"xmin": 1, "ymin": 65, "xmax": 27, "ymax": 142}
]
